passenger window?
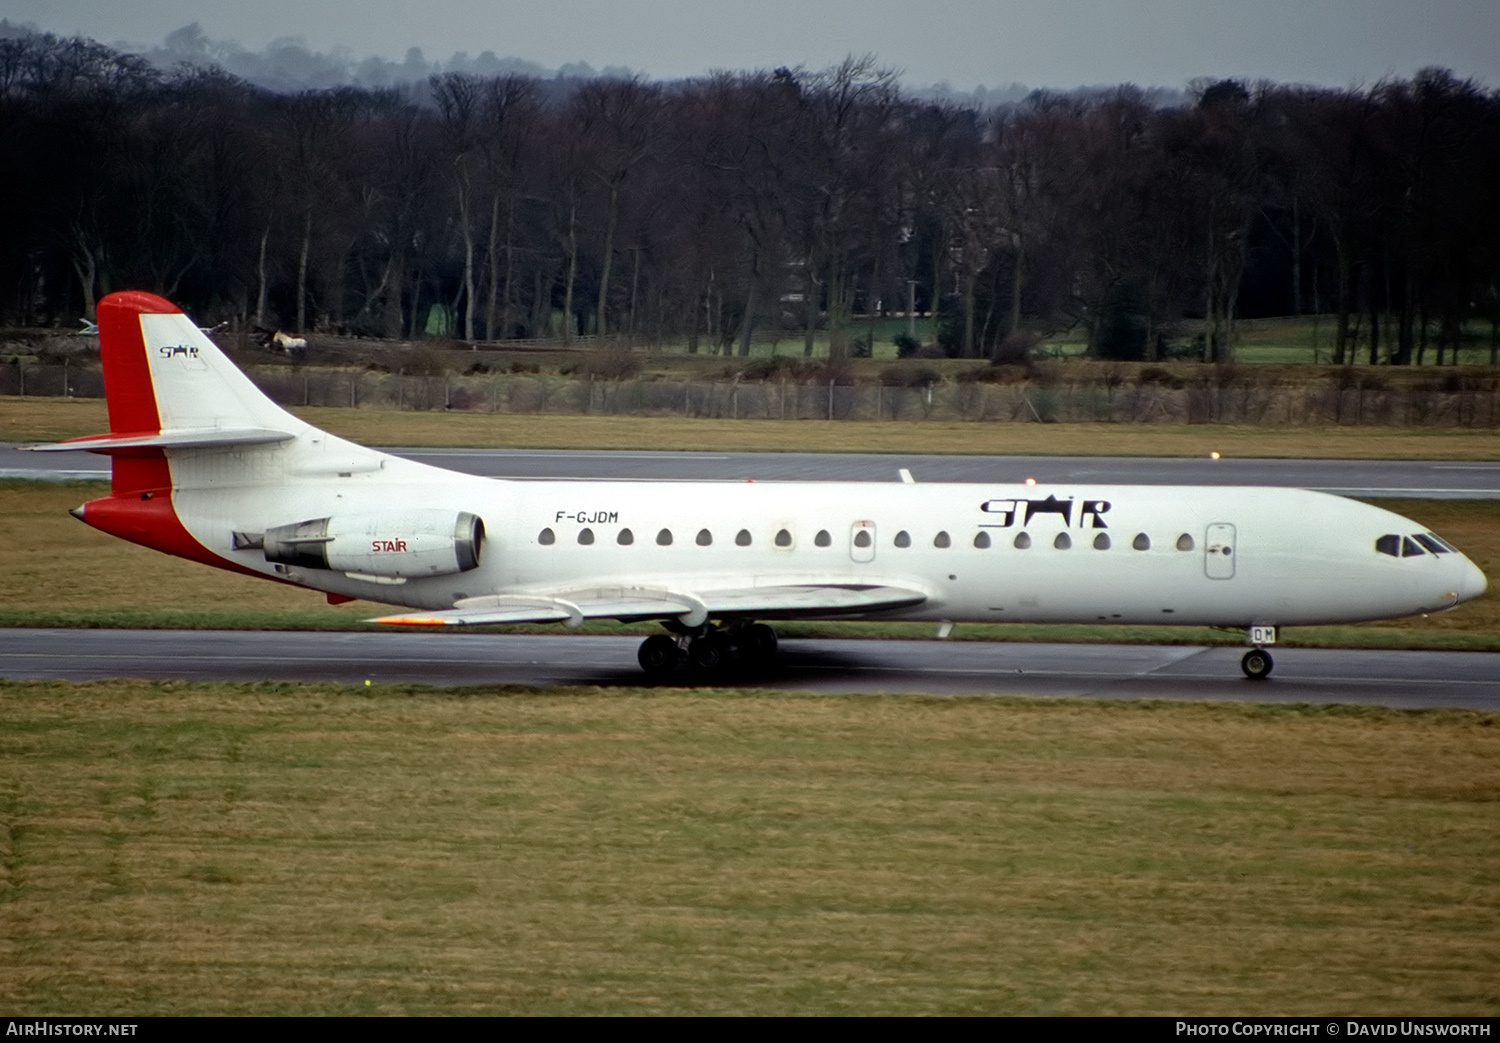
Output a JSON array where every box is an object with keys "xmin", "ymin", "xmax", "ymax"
[
  {"xmin": 853, "ymin": 530, "xmax": 872, "ymax": 549},
  {"xmin": 735, "ymin": 529, "xmax": 752, "ymax": 547},
  {"xmin": 1375, "ymin": 534, "xmax": 1400, "ymax": 557},
  {"xmin": 656, "ymin": 528, "xmax": 673, "ymax": 546},
  {"xmin": 617, "ymin": 528, "xmax": 634, "ymax": 546},
  {"xmin": 578, "ymin": 528, "xmax": 594, "ymax": 545},
  {"xmin": 815, "ymin": 530, "xmax": 832, "ymax": 547},
  {"xmin": 973, "ymin": 531, "xmax": 991, "ymax": 549},
  {"xmin": 1413, "ymin": 534, "xmax": 1448, "ymax": 555},
  {"xmin": 1176, "ymin": 533, "xmax": 1194, "ymax": 552},
  {"xmin": 1093, "ymin": 533, "xmax": 1110, "ymax": 550},
  {"xmin": 1054, "ymin": 533, "xmax": 1072, "ymax": 550},
  {"xmin": 1133, "ymin": 533, "xmax": 1150, "ymax": 551},
  {"xmin": 934, "ymin": 531, "xmax": 951, "ymax": 549},
  {"xmin": 1013, "ymin": 531, "xmax": 1031, "ymax": 549},
  {"xmin": 774, "ymin": 528, "xmax": 792, "ymax": 547},
  {"xmin": 894, "ymin": 530, "xmax": 911, "ymax": 548},
  {"xmin": 1401, "ymin": 536, "xmax": 1425, "ymax": 557},
  {"xmin": 538, "ymin": 527, "xmax": 556, "ymax": 545},
  {"xmin": 697, "ymin": 528, "xmax": 713, "ymax": 546}
]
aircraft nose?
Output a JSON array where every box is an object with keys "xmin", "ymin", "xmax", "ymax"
[{"xmin": 1459, "ymin": 558, "xmax": 1488, "ymax": 604}]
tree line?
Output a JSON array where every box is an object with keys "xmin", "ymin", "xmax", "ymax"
[{"xmin": 2, "ymin": 29, "xmax": 1498, "ymax": 364}]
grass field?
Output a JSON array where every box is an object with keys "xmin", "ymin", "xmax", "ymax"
[
  {"xmin": 1, "ymin": 682, "xmax": 1496, "ymax": 1016},
  {"xmin": 7, "ymin": 395, "xmax": 1500, "ymax": 458}
]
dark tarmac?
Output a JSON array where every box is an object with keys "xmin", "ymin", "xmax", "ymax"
[{"xmin": 5, "ymin": 628, "xmax": 1498, "ymax": 710}]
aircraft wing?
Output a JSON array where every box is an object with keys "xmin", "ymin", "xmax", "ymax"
[
  {"xmin": 693, "ymin": 583, "xmax": 927, "ymax": 619},
  {"xmin": 370, "ymin": 582, "xmax": 927, "ymax": 627}
]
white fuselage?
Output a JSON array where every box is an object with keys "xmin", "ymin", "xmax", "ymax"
[{"xmin": 166, "ymin": 436, "xmax": 1485, "ymax": 629}]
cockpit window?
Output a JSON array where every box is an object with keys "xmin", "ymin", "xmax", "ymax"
[
  {"xmin": 1413, "ymin": 534, "xmax": 1449, "ymax": 555},
  {"xmin": 1401, "ymin": 536, "xmax": 1425, "ymax": 557},
  {"xmin": 1375, "ymin": 534, "xmax": 1399, "ymax": 557},
  {"xmin": 1426, "ymin": 532, "xmax": 1458, "ymax": 553}
]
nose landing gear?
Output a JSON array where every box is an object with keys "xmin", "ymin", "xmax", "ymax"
[
  {"xmin": 1241, "ymin": 625, "xmax": 1277, "ymax": 679},
  {"xmin": 1240, "ymin": 647, "xmax": 1274, "ymax": 680}
]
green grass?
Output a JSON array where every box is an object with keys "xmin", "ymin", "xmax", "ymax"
[
  {"xmin": 1, "ymin": 681, "xmax": 1497, "ymax": 1015},
  {"xmin": 713, "ymin": 314, "xmax": 1494, "ymax": 364},
  {"xmin": 9, "ymin": 396, "xmax": 1500, "ymax": 458}
]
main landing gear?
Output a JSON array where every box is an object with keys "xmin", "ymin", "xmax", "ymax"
[
  {"xmin": 1240, "ymin": 625, "xmax": 1277, "ymax": 680},
  {"xmin": 637, "ymin": 622, "xmax": 779, "ymax": 680}
]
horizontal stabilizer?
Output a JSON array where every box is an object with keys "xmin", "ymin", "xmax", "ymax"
[{"xmin": 29, "ymin": 428, "xmax": 296, "ymax": 453}]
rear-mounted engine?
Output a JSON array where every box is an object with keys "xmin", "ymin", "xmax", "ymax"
[{"xmin": 261, "ymin": 510, "xmax": 484, "ymax": 579}]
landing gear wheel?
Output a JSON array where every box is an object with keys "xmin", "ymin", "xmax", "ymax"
[
  {"xmin": 734, "ymin": 623, "xmax": 778, "ymax": 670},
  {"xmin": 688, "ymin": 634, "xmax": 732, "ymax": 674},
  {"xmin": 638, "ymin": 635, "xmax": 680, "ymax": 678},
  {"xmin": 1241, "ymin": 648, "xmax": 1274, "ymax": 680}
]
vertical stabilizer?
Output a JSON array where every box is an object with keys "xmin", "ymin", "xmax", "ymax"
[
  {"xmin": 37, "ymin": 292, "xmax": 309, "ymax": 495},
  {"xmin": 97, "ymin": 291, "xmax": 307, "ymax": 439}
]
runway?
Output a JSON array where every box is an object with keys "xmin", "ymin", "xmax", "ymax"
[
  {"xmin": 5, "ymin": 628, "xmax": 1499, "ymax": 710},
  {"xmin": 5, "ymin": 444, "xmax": 1494, "ymax": 707},
  {"xmin": 4, "ymin": 441, "xmax": 1500, "ymax": 497}
]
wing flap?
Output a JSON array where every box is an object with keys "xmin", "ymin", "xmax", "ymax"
[
  {"xmin": 697, "ymin": 583, "xmax": 928, "ymax": 618},
  {"xmin": 372, "ymin": 606, "xmax": 575, "ymax": 627},
  {"xmin": 371, "ymin": 583, "xmax": 926, "ymax": 628}
]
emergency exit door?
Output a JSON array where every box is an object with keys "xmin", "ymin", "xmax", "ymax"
[{"xmin": 1205, "ymin": 523, "xmax": 1236, "ymax": 579}]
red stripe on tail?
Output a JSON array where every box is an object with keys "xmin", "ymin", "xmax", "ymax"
[{"xmin": 96, "ymin": 291, "xmax": 177, "ymax": 496}]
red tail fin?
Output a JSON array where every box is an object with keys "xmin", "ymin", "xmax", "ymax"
[{"xmin": 97, "ymin": 291, "xmax": 177, "ymax": 496}]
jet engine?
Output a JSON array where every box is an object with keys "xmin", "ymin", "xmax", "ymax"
[{"xmin": 262, "ymin": 510, "xmax": 484, "ymax": 579}]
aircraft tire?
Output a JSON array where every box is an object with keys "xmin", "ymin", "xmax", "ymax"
[
  {"xmin": 1241, "ymin": 648, "xmax": 1274, "ymax": 680},
  {"xmin": 735, "ymin": 623, "xmax": 778, "ymax": 669},
  {"xmin": 638, "ymin": 635, "xmax": 680, "ymax": 677},
  {"xmin": 688, "ymin": 634, "xmax": 732, "ymax": 674}
]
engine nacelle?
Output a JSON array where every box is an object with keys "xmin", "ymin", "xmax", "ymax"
[{"xmin": 263, "ymin": 510, "xmax": 484, "ymax": 579}]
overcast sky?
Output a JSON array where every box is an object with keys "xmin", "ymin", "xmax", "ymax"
[{"xmin": 12, "ymin": 0, "xmax": 1499, "ymax": 90}]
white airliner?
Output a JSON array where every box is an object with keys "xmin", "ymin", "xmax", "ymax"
[{"xmin": 33, "ymin": 291, "xmax": 1488, "ymax": 680}]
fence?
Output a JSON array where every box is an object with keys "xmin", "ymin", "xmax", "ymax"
[{"xmin": 4, "ymin": 361, "xmax": 1500, "ymax": 427}]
